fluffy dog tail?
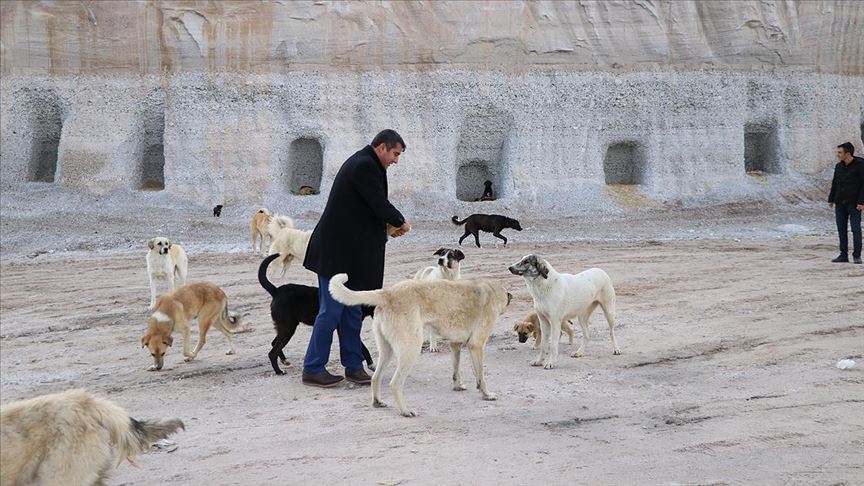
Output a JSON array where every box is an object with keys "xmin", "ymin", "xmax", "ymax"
[
  {"xmin": 451, "ymin": 215, "xmax": 468, "ymax": 225},
  {"xmin": 258, "ymin": 253, "xmax": 280, "ymax": 296},
  {"xmin": 85, "ymin": 391, "xmax": 185, "ymax": 466},
  {"xmin": 220, "ymin": 299, "xmax": 245, "ymax": 333},
  {"xmin": 268, "ymin": 214, "xmax": 294, "ymax": 238},
  {"xmin": 328, "ymin": 273, "xmax": 386, "ymax": 308}
]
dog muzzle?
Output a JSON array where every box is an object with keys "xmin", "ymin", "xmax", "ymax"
[
  {"xmin": 518, "ymin": 334, "xmax": 529, "ymax": 343},
  {"xmin": 160, "ymin": 248, "xmax": 169, "ymax": 255}
]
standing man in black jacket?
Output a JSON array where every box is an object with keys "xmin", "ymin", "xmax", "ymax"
[
  {"xmin": 301, "ymin": 130, "xmax": 412, "ymax": 387},
  {"xmin": 828, "ymin": 142, "xmax": 864, "ymax": 264}
]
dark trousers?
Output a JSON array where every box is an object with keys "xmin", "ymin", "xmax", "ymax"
[
  {"xmin": 303, "ymin": 274, "xmax": 364, "ymax": 374},
  {"xmin": 835, "ymin": 204, "xmax": 862, "ymax": 258}
]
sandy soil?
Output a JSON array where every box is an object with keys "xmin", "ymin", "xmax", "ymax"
[{"xmin": 1, "ymin": 191, "xmax": 863, "ymax": 485}]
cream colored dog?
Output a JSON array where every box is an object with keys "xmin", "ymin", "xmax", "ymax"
[
  {"xmin": 413, "ymin": 248, "xmax": 465, "ymax": 352},
  {"xmin": 329, "ymin": 274, "xmax": 511, "ymax": 417},
  {"xmin": 141, "ymin": 282, "xmax": 242, "ymax": 371},
  {"xmin": 514, "ymin": 312, "xmax": 575, "ymax": 349},
  {"xmin": 0, "ymin": 389, "xmax": 183, "ymax": 486},
  {"xmin": 250, "ymin": 208, "xmax": 273, "ymax": 256},
  {"xmin": 146, "ymin": 237, "xmax": 188, "ymax": 309},
  {"xmin": 267, "ymin": 219, "xmax": 311, "ymax": 278},
  {"xmin": 509, "ymin": 255, "xmax": 620, "ymax": 369}
]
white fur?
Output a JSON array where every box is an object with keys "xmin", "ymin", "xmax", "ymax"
[
  {"xmin": 268, "ymin": 227, "xmax": 311, "ymax": 280},
  {"xmin": 511, "ymin": 255, "xmax": 620, "ymax": 369},
  {"xmin": 413, "ymin": 258, "xmax": 462, "ymax": 352},
  {"xmin": 145, "ymin": 238, "xmax": 188, "ymax": 309},
  {"xmin": 151, "ymin": 311, "xmax": 171, "ymax": 323}
]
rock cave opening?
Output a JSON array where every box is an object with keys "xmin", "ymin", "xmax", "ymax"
[
  {"xmin": 603, "ymin": 141, "xmax": 645, "ymax": 185},
  {"xmin": 744, "ymin": 122, "xmax": 781, "ymax": 174},
  {"xmin": 288, "ymin": 137, "xmax": 323, "ymax": 195}
]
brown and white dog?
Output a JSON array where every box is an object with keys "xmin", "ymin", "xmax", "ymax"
[
  {"xmin": 267, "ymin": 217, "xmax": 310, "ymax": 278},
  {"xmin": 509, "ymin": 255, "xmax": 620, "ymax": 369},
  {"xmin": 513, "ymin": 312, "xmax": 575, "ymax": 349},
  {"xmin": 141, "ymin": 282, "xmax": 242, "ymax": 371},
  {"xmin": 329, "ymin": 274, "xmax": 511, "ymax": 418},
  {"xmin": 0, "ymin": 389, "xmax": 183, "ymax": 486},
  {"xmin": 414, "ymin": 248, "xmax": 465, "ymax": 352},
  {"xmin": 146, "ymin": 237, "xmax": 188, "ymax": 309},
  {"xmin": 250, "ymin": 208, "xmax": 273, "ymax": 256}
]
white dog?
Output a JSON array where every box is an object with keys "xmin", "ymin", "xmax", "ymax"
[
  {"xmin": 508, "ymin": 254, "xmax": 620, "ymax": 369},
  {"xmin": 267, "ymin": 217, "xmax": 310, "ymax": 278},
  {"xmin": 328, "ymin": 274, "xmax": 511, "ymax": 417},
  {"xmin": 413, "ymin": 248, "xmax": 465, "ymax": 352},
  {"xmin": 146, "ymin": 237, "xmax": 188, "ymax": 309}
]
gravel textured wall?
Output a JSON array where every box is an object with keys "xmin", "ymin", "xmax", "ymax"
[{"xmin": 2, "ymin": 71, "xmax": 861, "ymax": 218}]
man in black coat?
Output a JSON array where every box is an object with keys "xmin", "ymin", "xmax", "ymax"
[
  {"xmin": 828, "ymin": 142, "xmax": 864, "ymax": 264},
  {"xmin": 301, "ymin": 130, "xmax": 412, "ymax": 387}
]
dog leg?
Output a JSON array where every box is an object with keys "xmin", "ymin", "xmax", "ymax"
[
  {"xmin": 371, "ymin": 321, "xmax": 392, "ymax": 409},
  {"xmin": 360, "ymin": 342, "xmax": 375, "ymax": 371},
  {"xmin": 269, "ymin": 335, "xmax": 289, "ymax": 375},
  {"xmin": 599, "ymin": 302, "xmax": 621, "ymax": 355},
  {"xmin": 458, "ymin": 230, "xmax": 471, "ymax": 246},
  {"xmin": 179, "ymin": 321, "xmax": 192, "ymax": 359},
  {"xmin": 186, "ymin": 317, "xmax": 210, "ymax": 361},
  {"xmin": 467, "ymin": 338, "xmax": 496, "ymax": 400},
  {"xmin": 390, "ymin": 321, "xmax": 422, "ymax": 417},
  {"xmin": 148, "ymin": 275, "xmax": 158, "ymax": 309},
  {"xmin": 532, "ymin": 315, "xmax": 551, "ymax": 366},
  {"xmin": 544, "ymin": 319, "xmax": 563, "ymax": 369},
  {"xmin": 472, "ymin": 230, "xmax": 481, "ymax": 248},
  {"xmin": 563, "ymin": 320, "xmax": 575, "ymax": 345},
  {"xmin": 572, "ymin": 317, "xmax": 590, "ymax": 358},
  {"xmin": 216, "ymin": 321, "xmax": 236, "ymax": 355},
  {"xmin": 450, "ymin": 342, "xmax": 466, "ymax": 391},
  {"xmin": 426, "ymin": 326, "xmax": 440, "ymax": 353},
  {"xmin": 492, "ymin": 231, "xmax": 508, "ymax": 246}
]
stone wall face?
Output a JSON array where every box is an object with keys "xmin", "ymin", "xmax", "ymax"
[{"xmin": 1, "ymin": 1, "xmax": 863, "ymax": 218}]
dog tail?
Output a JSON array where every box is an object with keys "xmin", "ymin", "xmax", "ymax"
[
  {"xmin": 85, "ymin": 391, "xmax": 184, "ymax": 466},
  {"xmin": 221, "ymin": 299, "xmax": 245, "ymax": 333},
  {"xmin": 451, "ymin": 215, "xmax": 468, "ymax": 225},
  {"xmin": 328, "ymin": 273, "xmax": 386, "ymax": 308},
  {"xmin": 268, "ymin": 214, "xmax": 294, "ymax": 237},
  {"xmin": 258, "ymin": 254, "xmax": 280, "ymax": 296}
]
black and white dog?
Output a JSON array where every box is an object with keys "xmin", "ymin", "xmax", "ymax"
[
  {"xmin": 213, "ymin": 205, "xmax": 223, "ymax": 217},
  {"xmin": 452, "ymin": 214, "xmax": 522, "ymax": 248},
  {"xmin": 258, "ymin": 254, "xmax": 374, "ymax": 375}
]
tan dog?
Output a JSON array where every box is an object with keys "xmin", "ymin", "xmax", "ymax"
[
  {"xmin": 298, "ymin": 185, "xmax": 319, "ymax": 195},
  {"xmin": 146, "ymin": 237, "xmax": 188, "ymax": 309},
  {"xmin": 514, "ymin": 313, "xmax": 575, "ymax": 349},
  {"xmin": 250, "ymin": 208, "xmax": 273, "ymax": 256},
  {"xmin": 1, "ymin": 389, "xmax": 183, "ymax": 486},
  {"xmin": 329, "ymin": 274, "xmax": 511, "ymax": 417},
  {"xmin": 267, "ymin": 224, "xmax": 311, "ymax": 278},
  {"xmin": 141, "ymin": 282, "xmax": 242, "ymax": 371}
]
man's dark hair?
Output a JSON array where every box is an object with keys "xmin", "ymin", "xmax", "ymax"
[
  {"xmin": 838, "ymin": 142, "xmax": 855, "ymax": 155},
  {"xmin": 371, "ymin": 129, "xmax": 406, "ymax": 151}
]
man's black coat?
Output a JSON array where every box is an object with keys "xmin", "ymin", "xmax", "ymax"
[
  {"xmin": 828, "ymin": 156, "xmax": 864, "ymax": 208},
  {"xmin": 303, "ymin": 145, "xmax": 405, "ymax": 291}
]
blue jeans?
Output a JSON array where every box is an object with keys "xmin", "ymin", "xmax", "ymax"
[
  {"xmin": 835, "ymin": 204, "xmax": 862, "ymax": 259},
  {"xmin": 303, "ymin": 275, "xmax": 364, "ymax": 374}
]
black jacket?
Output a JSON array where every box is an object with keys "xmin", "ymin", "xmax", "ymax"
[
  {"xmin": 303, "ymin": 146, "xmax": 405, "ymax": 291},
  {"xmin": 828, "ymin": 156, "xmax": 864, "ymax": 207}
]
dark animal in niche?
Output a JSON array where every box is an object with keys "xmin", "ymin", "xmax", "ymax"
[
  {"xmin": 258, "ymin": 253, "xmax": 374, "ymax": 375},
  {"xmin": 451, "ymin": 214, "xmax": 522, "ymax": 248},
  {"xmin": 297, "ymin": 186, "xmax": 319, "ymax": 195},
  {"xmin": 213, "ymin": 205, "xmax": 223, "ymax": 217},
  {"xmin": 474, "ymin": 180, "xmax": 494, "ymax": 201}
]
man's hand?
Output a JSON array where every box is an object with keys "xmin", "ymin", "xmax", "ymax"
[{"xmin": 387, "ymin": 222, "xmax": 412, "ymax": 238}]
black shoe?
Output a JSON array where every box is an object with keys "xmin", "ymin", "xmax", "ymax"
[
  {"xmin": 854, "ymin": 257, "xmax": 862, "ymax": 264},
  {"xmin": 831, "ymin": 255, "xmax": 849, "ymax": 263},
  {"xmin": 345, "ymin": 368, "xmax": 371, "ymax": 385},
  {"xmin": 302, "ymin": 370, "xmax": 344, "ymax": 388}
]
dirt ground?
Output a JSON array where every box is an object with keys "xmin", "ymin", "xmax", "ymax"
[{"xmin": 1, "ymin": 195, "xmax": 863, "ymax": 485}]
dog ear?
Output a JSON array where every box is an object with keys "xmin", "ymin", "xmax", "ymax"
[
  {"xmin": 141, "ymin": 334, "xmax": 149, "ymax": 348},
  {"xmin": 454, "ymin": 249, "xmax": 465, "ymax": 261},
  {"xmin": 433, "ymin": 248, "xmax": 447, "ymax": 256},
  {"xmin": 163, "ymin": 335, "xmax": 173, "ymax": 347},
  {"xmin": 537, "ymin": 260, "xmax": 549, "ymax": 279},
  {"xmin": 148, "ymin": 239, "xmax": 155, "ymax": 250},
  {"xmin": 166, "ymin": 240, "xmax": 172, "ymax": 249}
]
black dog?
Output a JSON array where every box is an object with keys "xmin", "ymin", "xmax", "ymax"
[
  {"xmin": 477, "ymin": 180, "xmax": 494, "ymax": 201},
  {"xmin": 451, "ymin": 214, "xmax": 522, "ymax": 248},
  {"xmin": 258, "ymin": 253, "xmax": 374, "ymax": 375},
  {"xmin": 213, "ymin": 205, "xmax": 223, "ymax": 217}
]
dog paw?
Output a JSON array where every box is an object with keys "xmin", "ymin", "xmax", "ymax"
[
  {"xmin": 275, "ymin": 370, "xmax": 285, "ymax": 376},
  {"xmin": 613, "ymin": 348, "xmax": 622, "ymax": 355},
  {"xmin": 146, "ymin": 365, "xmax": 159, "ymax": 371},
  {"xmin": 530, "ymin": 359, "xmax": 543, "ymax": 367},
  {"xmin": 571, "ymin": 350, "xmax": 584, "ymax": 358},
  {"xmin": 543, "ymin": 362, "xmax": 556, "ymax": 370},
  {"xmin": 428, "ymin": 346, "xmax": 439, "ymax": 353},
  {"xmin": 225, "ymin": 350, "xmax": 235, "ymax": 355},
  {"xmin": 280, "ymin": 358, "xmax": 290, "ymax": 365},
  {"xmin": 453, "ymin": 383, "xmax": 467, "ymax": 391},
  {"xmin": 183, "ymin": 356, "xmax": 194, "ymax": 362},
  {"xmin": 373, "ymin": 399, "xmax": 388, "ymax": 408},
  {"xmin": 482, "ymin": 393, "xmax": 498, "ymax": 401},
  {"xmin": 401, "ymin": 410, "xmax": 418, "ymax": 418}
]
